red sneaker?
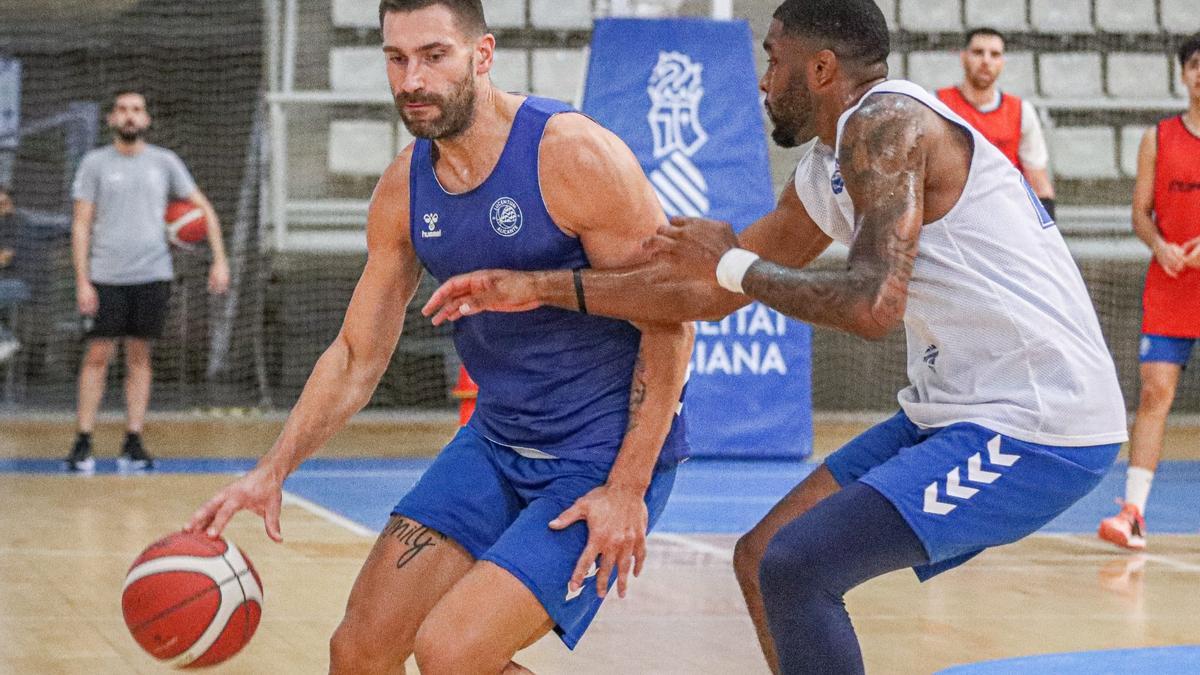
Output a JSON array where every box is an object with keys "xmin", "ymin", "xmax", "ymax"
[{"xmin": 1098, "ymin": 501, "xmax": 1147, "ymax": 550}]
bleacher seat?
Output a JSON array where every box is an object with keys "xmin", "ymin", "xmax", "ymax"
[
  {"xmin": 329, "ymin": 47, "xmax": 388, "ymax": 92},
  {"xmin": 491, "ymin": 49, "xmax": 530, "ymax": 93},
  {"xmin": 874, "ymin": 0, "xmax": 897, "ymax": 29},
  {"xmin": 887, "ymin": 52, "xmax": 906, "ymax": 81},
  {"xmin": 1039, "ymin": 52, "xmax": 1103, "ymax": 99},
  {"xmin": 1051, "ymin": 126, "xmax": 1119, "ymax": 179},
  {"xmin": 488, "ymin": 0, "xmax": 526, "ymax": 28},
  {"xmin": 1161, "ymin": 0, "xmax": 1200, "ymax": 34},
  {"xmin": 1030, "ymin": 0, "xmax": 1092, "ymax": 33},
  {"xmin": 1174, "ymin": 60, "xmax": 1190, "ymax": 99},
  {"xmin": 530, "ymin": 0, "xmax": 591, "ymax": 29},
  {"xmin": 532, "ymin": 49, "xmax": 586, "ymax": 103},
  {"xmin": 1107, "ymin": 53, "xmax": 1171, "ymax": 99},
  {"xmin": 907, "ymin": 51, "xmax": 961, "ymax": 93},
  {"xmin": 964, "ymin": 0, "xmax": 1027, "ymax": 31},
  {"xmin": 328, "ymin": 120, "xmax": 395, "ymax": 175},
  {"xmin": 999, "ymin": 51, "xmax": 1036, "ymax": 98},
  {"xmin": 1095, "ymin": 0, "xmax": 1158, "ymax": 33},
  {"xmin": 1120, "ymin": 125, "xmax": 1149, "ymax": 178},
  {"xmin": 331, "ymin": 0, "xmax": 375, "ymax": 29},
  {"xmin": 899, "ymin": 0, "xmax": 962, "ymax": 33}
]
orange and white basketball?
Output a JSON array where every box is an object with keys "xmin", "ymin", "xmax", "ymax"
[
  {"xmin": 121, "ymin": 531, "xmax": 263, "ymax": 669},
  {"xmin": 164, "ymin": 200, "xmax": 208, "ymax": 247}
]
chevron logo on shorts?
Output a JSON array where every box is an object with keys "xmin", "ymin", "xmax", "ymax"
[{"xmin": 922, "ymin": 435, "xmax": 1020, "ymax": 515}]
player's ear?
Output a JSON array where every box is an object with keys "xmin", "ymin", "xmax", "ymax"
[
  {"xmin": 474, "ymin": 33, "xmax": 495, "ymax": 77},
  {"xmin": 811, "ymin": 49, "xmax": 838, "ymax": 89}
]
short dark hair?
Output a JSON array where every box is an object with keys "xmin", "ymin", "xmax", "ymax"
[
  {"xmin": 108, "ymin": 89, "xmax": 146, "ymax": 112},
  {"xmin": 377, "ymin": 0, "xmax": 487, "ymax": 35},
  {"xmin": 1179, "ymin": 33, "xmax": 1200, "ymax": 67},
  {"xmin": 772, "ymin": 0, "xmax": 889, "ymax": 67},
  {"xmin": 964, "ymin": 27, "xmax": 1005, "ymax": 49}
]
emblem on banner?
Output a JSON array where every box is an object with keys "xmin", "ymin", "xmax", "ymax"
[{"xmin": 646, "ymin": 51, "xmax": 711, "ymax": 217}]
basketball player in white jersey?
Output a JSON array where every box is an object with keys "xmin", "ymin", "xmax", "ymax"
[{"xmin": 421, "ymin": 1, "xmax": 1128, "ymax": 672}]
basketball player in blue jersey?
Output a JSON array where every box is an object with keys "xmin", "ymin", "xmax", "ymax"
[
  {"xmin": 422, "ymin": 1, "xmax": 1128, "ymax": 672},
  {"xmin": 186, "ymin": 1, "xmax": 691, "ymax": 672}
]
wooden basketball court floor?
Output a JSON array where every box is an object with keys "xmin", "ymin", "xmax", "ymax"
[{"xmin": 1, "ymin": 415, "xmax": 1198, "ymax": 674}]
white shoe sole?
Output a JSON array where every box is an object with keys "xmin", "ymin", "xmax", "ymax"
[{"xmin": 65, "ymin": 457, "xmax": 95, "ymax": 474}]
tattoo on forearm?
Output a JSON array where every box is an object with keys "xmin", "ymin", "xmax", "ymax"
[
  {"xmin": 743, "ymin": 94, "xmax": 924, "ymax": 337},
  {"xmin": 626, "ymin": 355, "xmax": 648, "ymax": 432},
  {"xmin": 383, "ymin": 517, "xmax": 446, "ymax": 568}
]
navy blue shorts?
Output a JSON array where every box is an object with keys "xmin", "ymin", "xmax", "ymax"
[
  {"xmin": 392, "ymin": 425, "xmax": 676, "ymax": 649},
  {"xmin": 825, "ymin": 411, "xmax": 1119, "ymax": 581},
  {"xmin": 1139, "ymin": 334, "xmax": 1196, "ymax": 366}
]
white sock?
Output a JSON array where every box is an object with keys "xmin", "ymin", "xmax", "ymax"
[{"xmin": 1125, "ymin": 467, "xmax": 1154, "ymax": 514}]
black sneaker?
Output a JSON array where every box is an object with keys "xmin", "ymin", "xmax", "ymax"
[
  {"xmin": 117, "ymin": 433, "xmax": 155, "ymax": 471},
  {"xmin": 64, "ymin": 435, "xmax": 95, "ymax": 473}
]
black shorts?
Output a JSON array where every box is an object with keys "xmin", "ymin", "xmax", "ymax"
[{"xmin": 87, "ymin": 281, "xmax": 172, "ymax": 340}]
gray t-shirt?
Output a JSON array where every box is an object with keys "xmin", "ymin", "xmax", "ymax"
[{"xmin": 72, "ymin": 144, "xmax": 197, "ymax": 284}]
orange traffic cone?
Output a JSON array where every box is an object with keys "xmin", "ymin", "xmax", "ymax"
[{"xmin": 452, "ymin": 365, "xmax": 478, "ymax": 426}]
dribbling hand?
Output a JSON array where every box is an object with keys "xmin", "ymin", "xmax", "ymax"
[{"xmin": 186, "ymin": 466, "xmax": 285, "ymax": 543}]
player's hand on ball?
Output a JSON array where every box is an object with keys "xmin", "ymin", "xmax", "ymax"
[
  {"xmin": 549, "ymin": 483, "xmax": 649, "ymax": 599},
  {"xmin": 187, "ymin": 465, "xmax": 285, "ymax": 543},
  {"xmin": 422, "ymin": 269, "xmax": 542, "ymax": 325},
  {"xmin": 646, "ymin": 216, "xmax": 740, "ymax": 282}
]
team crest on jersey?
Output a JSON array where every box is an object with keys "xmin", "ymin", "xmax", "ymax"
[
  {"xmin": 831, "ymin": 160, "xmax": 845, "ymax": 195},
  {"xmin": 489, "ymin": 197, "xmax": 523, "ymax": 237}
]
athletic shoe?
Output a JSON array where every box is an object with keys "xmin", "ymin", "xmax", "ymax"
[
  {"xmin": 1098, "ymin": 501, "xmax": 1146, "ymax": 550},
  {"xmin": 0, "ymin": 336, "xmax": 18, "ymax": 364},
  {"xmin": 64, "ymin": 435, "xmax": 96, "ymax": 473},
  {"xmin": 117, "ymin": 434, "xmax": 155, "ymax": 472}
]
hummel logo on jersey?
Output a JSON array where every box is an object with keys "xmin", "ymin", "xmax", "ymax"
[
  {"xmin": 421, "ymin": 212, "xmax": 442, "ymax": 239},
  {"xmin": 565, "ymin": 561, "xmax": 600, "ymax": 601},
  {"xmin": 922, "ymin": 435, "xmax": 1020, "ymax": 515},
  {"xmin": 830, "ymin": 161, "xmax": 845, "ymax": 195},
  {"xmin": 923, "ymin": 344, "xmax": 939, "ymax": 371}
]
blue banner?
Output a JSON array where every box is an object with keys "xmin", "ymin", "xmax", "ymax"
[{"xmin": 583, "ymin": 18, "xmax": 812, "ymax": 459}]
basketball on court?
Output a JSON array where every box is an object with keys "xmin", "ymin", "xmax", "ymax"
[
  {"xmin": 164, "ymin": 200, "xmax": 207, "ymax": 247},
  {"xmin": 121, "ymin": 531, "xmax": 264, "ymax": 669}
]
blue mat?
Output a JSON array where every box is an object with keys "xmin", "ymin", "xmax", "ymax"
[{"xmin": 937, "ymin": 645, "xmax": 1200, "ymax": 674}]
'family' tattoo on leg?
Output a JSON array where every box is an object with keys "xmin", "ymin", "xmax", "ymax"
[{"xmin": 383, "ymin": 517, "xmax": 447, "ymax": 568}]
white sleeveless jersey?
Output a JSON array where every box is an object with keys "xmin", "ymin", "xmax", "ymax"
[{"xmin": 793, "ymin": 80, "xmax": 1127, "ymax": 446}]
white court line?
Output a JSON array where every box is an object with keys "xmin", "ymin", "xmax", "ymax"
[
  {"xmin": 1044, "ymin": 533, "xmax": 1200, "ymax": 573},
  {"xmin": 649, "ymin": 533, "xmax": 734, "ymax": 562},
  {"xmin": 282, "ymin": 491, "xmax": 377, "ymax": 539}
]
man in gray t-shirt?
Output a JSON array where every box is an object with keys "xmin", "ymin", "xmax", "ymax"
[{"xmin": 65, "ymin": 90, "xmax": 230, "ymax": 473}]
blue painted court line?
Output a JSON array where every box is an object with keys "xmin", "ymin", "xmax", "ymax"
[
  {"xmin": 936, "ymin": 645, "xmax": 1200, "ymax": 674},
  {"xmin": 3, "ymin": 458, "xmax": 1199, "ymax": 536}
]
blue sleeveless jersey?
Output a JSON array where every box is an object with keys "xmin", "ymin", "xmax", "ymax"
[{"xmin": 409, "ymin": 97, "xmax": 688, "ymax": 466}]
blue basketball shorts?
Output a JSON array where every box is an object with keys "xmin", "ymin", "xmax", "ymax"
[
  {"xmin": 1139, "ymin": 334, "xmax": 1196, "ymax": 366},
  {"xmin": 392, "ymin": 424, "xmax": 676, "ymax": 649},
  {"xmin": 825, "ymin": 411, "xmax": 1119, "ymax": 581}
]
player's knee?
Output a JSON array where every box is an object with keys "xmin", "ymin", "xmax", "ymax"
[
  {"xmin": 1138, "ymin": 378, "xmax": 1177, "ymax": 413},
  {"xmin": 733, "ymin": 528, "xmax": 770, "ymax": 584},
  {"xmin": 758, "ymin": 530, "xmax": 822, "ymax": 600},
  {"xmin": 83, "ymin": 341, "xmax": 115, "ymax": 368},
  {"xmin": 329, "ymin": 619, "xmax": 409, "ymax": 674},
  {"xmin": 414, "ymin": 615, "xmax": 508, "ymax": 675}
]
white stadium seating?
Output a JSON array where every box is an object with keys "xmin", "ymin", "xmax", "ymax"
[
  {"xmin": 329, "ymin": 47, "xmax": 387, "ymax": 92},
  {"xmin": 1161, "ymin": 0, "xmax": 1200, "ymax": 34},
  {"xmin": 1107, "ymin": 53, "xmax": 1172, "ymax": 99},
  {"xmin": 491, "ymin": 49, "xmax": 531, "ymax": 93},
  {"xmin": 907, "ymin": 51, "xmax": 962, "ymax": 93},
  {"xmin": 899, "ymin": 0, "xmax": 963, "ymax": 32},
  {"xmin": 1030, "ymin": 0, "xmax": 1092, "ymax": 33},
  {"xmin": 530, "ymin": 0, "xmax": 591, "ymax": 29},
  {"xmin": 874, "ymin": 0, "xmax": 897, "ymax": 29},
  {"xmin": 965, "ymin": 0, "xmax": 1028, "ymax": 31},
  {"xmin": 1120, "ymin": 125, "xmax": 1149, "ymax": 178},
  {"xmin": 1051, "ymin": 126, "xmax": 1119, "ymax": 179},
  {"xmin": 487, "ymin": 0, "xmax": 527, "ymax": 28},
  {"xmin": 1094, "ymin": 0, "xmax": 1158, "ymax": 33},
  {"xmin": 999, "ymin": 51, "xmax": 1036, "ymax": 97},
  {"xmin": 1039, "ymin": 52, "xmax": 1104, "ymax": 99},
  {"xmin": 328, "ymin": 120, "xmax": 395, "ymax": 175},
  {"xmin": 532, "ymin": 49, "xmax": 587, "ymax": 103}
]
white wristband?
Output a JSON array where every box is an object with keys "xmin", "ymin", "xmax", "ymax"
[{"xmin": 715, "ymin": 248, "xmax": 761, "ymax": 294}]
